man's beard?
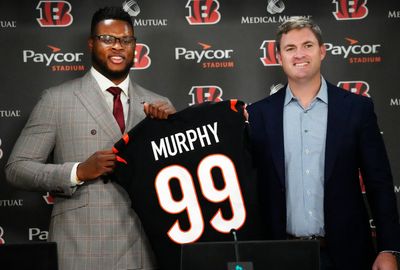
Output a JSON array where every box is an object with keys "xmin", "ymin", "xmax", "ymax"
[{"xmin": 91, "ymin": 53, "xmax": 132, "ymax": 81}]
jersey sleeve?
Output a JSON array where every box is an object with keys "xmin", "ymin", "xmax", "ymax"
[{"xmin": 111, "ymin": 133, "xmax": 134, "ymax": 191}]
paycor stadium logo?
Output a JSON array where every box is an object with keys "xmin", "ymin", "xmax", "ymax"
[
  {"xmin": 324, "ymin": 38, "xmax": 382, "ymax": 64},
  {"xmin": 22, "ymin": 45, "xmax": 85, "ymax": 72},
  {"xmin": 175, "ymin": 42, "xmax": 234, "ymax": 69}
]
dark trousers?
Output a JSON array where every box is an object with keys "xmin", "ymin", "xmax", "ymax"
[{"xmin": 320, "ymin": 248, "xmax": 335, "ymax": 270}]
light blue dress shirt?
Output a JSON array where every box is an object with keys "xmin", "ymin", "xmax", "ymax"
[{"xmin": 284, "ymin": 78, "xmax": 328, "ymax": 237}]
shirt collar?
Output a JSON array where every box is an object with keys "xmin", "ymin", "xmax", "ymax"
[
  {"xmin": 284, "ymin": 77, "xmax": 328, "ymax": 106},
  {"xmin": 90, "ymin": 67, "xmax": 130, "ymax": 96}
]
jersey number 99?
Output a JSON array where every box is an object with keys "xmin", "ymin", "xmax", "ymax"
[{"xmin": 155, "ymin": 154, "xmax": 246, "ymax": 244}]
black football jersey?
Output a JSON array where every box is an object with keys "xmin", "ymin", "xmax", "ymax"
[{"xmin": 112, "ymin": 100, "xmax": 266, "ymax": 270}]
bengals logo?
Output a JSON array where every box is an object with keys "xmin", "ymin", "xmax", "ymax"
[
  {"xmin": 43, "ymin": 192, "xmax": 54, "ymax": 205},
  {"xmin": 189, "ymin": 86, "xmax": 223, "ymax": 105},
  {"xmin": 337, "ymin": 81, "xmax": 370, "ymax": 97},
  {"xmin": 0, "ymin": 226, "xmax": 5, "ymax": 244},
  {"xmin": 185, "ymin": 0, "xmax": 221, "ymax": 25},
  {"xmin": 260, "ymin": 40, "xmax": 280, "ymax": 66},
  {"xmin": 132, "ymin": 43, "xmax": 151, "ymax": 70},
  {"xmin": 36, "ymin": 1, "xmax": 73, "ymax": 27},
  {"xmin": 332, "ymin": 0, "xmax": 368, "ymax": 20},
  {"xmin": 0, "ymin": 138, "xmax": 3, "ymax": 160},
  {"xmin": 359, "ymin": 171, "xmax": 366, "ymax": 194}
]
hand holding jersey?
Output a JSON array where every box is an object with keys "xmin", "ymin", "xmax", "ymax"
[
  {"xmin": 76, "ymin": 102, "xmax": 176, "ymax": 183},
  {"xmin": 143, "ymin": 100, "xmax": 176, "ymax": 119}
]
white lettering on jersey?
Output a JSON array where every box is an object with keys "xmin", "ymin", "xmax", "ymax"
[{"xmin": 151, "ymin": 122, "xmax": 220, "ymax": 161}]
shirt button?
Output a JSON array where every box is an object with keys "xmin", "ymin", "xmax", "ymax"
[
  {"xmin": 309, "ymin": 211, "xmax": 313, "ymax": 216},
  {"xmin": 305, "ymin": 149, "xmax": 310, "ymax": 154},
  {"xmin": 306, "ymin": 169, "xmax": 310, "ymax": 174},
  {"xmin": 304, "ymin": 129, "xmax": 309, "ymax": 133}
]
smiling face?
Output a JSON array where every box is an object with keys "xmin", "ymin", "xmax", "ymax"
[
  {"xmin": 88, "ymin": 19, "xmax": 135, "ymax": 84},
  {"xmin": 277, "ymin": 27, "xmax": 326, "ymax": 84}
]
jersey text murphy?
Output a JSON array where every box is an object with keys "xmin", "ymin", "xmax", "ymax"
[{"xmin": 151, "ymin": 122, "xmax": 219, "ymax": 161}]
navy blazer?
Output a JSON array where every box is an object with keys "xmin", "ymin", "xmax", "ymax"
[{"xmin": 248, "ymin": 82, "xmax": 400, "ymax": 269}]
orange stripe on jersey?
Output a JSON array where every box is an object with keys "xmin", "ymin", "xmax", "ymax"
[
  {"xmin": 112, "ymin": 146, "xmax": 118, "ymax": 154},
  {"xmin": 116, "ymin": 155, "xmax": 128, "ymax": 164},
  {"xmin": 230, "ymin": 99, "xmax": 238, "ymax": 112},
  {"xmin": 123, "ymin": 133, "xmax": 130, "ymax": 144}
]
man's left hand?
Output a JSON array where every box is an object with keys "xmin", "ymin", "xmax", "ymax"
[
  {"xmin": 372, "ymin": 252, "xmax": 398, "ymax": 270},
  {"xmin": 143, "ymin": 101, "xmax": 176, "ymax": 119}
]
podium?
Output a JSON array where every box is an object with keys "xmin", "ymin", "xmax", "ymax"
[
  {"xmin": 181, "ymin": 240, "xmax": 319, "ymax": 270},
  {"xmin": 0, "ymin": 242, "xmax": 58, "ymax": 270}
]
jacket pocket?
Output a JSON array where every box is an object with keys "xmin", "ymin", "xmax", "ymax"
[{"xmin": 51, "ymin": 187, "xmax": 89, "ymax": 217}]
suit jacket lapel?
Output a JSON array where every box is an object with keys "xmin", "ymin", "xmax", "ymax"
[
  {"xmin": 324, "ymin": 83, "xmax": 352, "ymax": 184},
  {"xmin": 74, "ymin": 72, "xmax": 122, "ymax": 140},
  {"xmin": 126, "ymin": 80, "xmax": 146, "ymax": 130},
  {"xmin": 264, "ymin": 89, "xmax": 286, "ymax": 187}
]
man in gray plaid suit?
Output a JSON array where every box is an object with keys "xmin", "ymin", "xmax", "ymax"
[{"xmin": 5, "ymin": 6, "xmax": 175, "ymax": 270}]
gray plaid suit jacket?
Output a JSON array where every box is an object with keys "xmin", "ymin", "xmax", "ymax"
[{"xmin": 5, "ymin": 72, "xmax": 170, "ymax": 270}]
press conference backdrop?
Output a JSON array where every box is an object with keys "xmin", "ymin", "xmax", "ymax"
[{"xmin": 0, "ymin": 0, "xmax": 399, "ymax": 245}]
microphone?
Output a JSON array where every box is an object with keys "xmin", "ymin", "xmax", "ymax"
[
  {"xmin": 230, "ymin": 229, "xmax": 240, "ymax": 263},
  {"xmin": 228, "ymin": 229, "xmax": 254, "ymax": 270}
]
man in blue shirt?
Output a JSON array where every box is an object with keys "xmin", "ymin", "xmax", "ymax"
[{"xmin": 248, "ymin": 17, "xmax": 400, "ymax": 270}]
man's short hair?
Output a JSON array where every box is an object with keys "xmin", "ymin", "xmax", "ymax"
[
  {"xmin": 91, "ymin": 6, "xmax": 133, "ymax": 35},
  {"xmin": 276, "ymin": 17, "xmax": 323, "ymax": 52}
]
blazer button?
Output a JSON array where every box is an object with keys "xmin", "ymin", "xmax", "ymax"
[{"xmin": 91, "ymin": 129, "xmax": 97, "ymax": 135}]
